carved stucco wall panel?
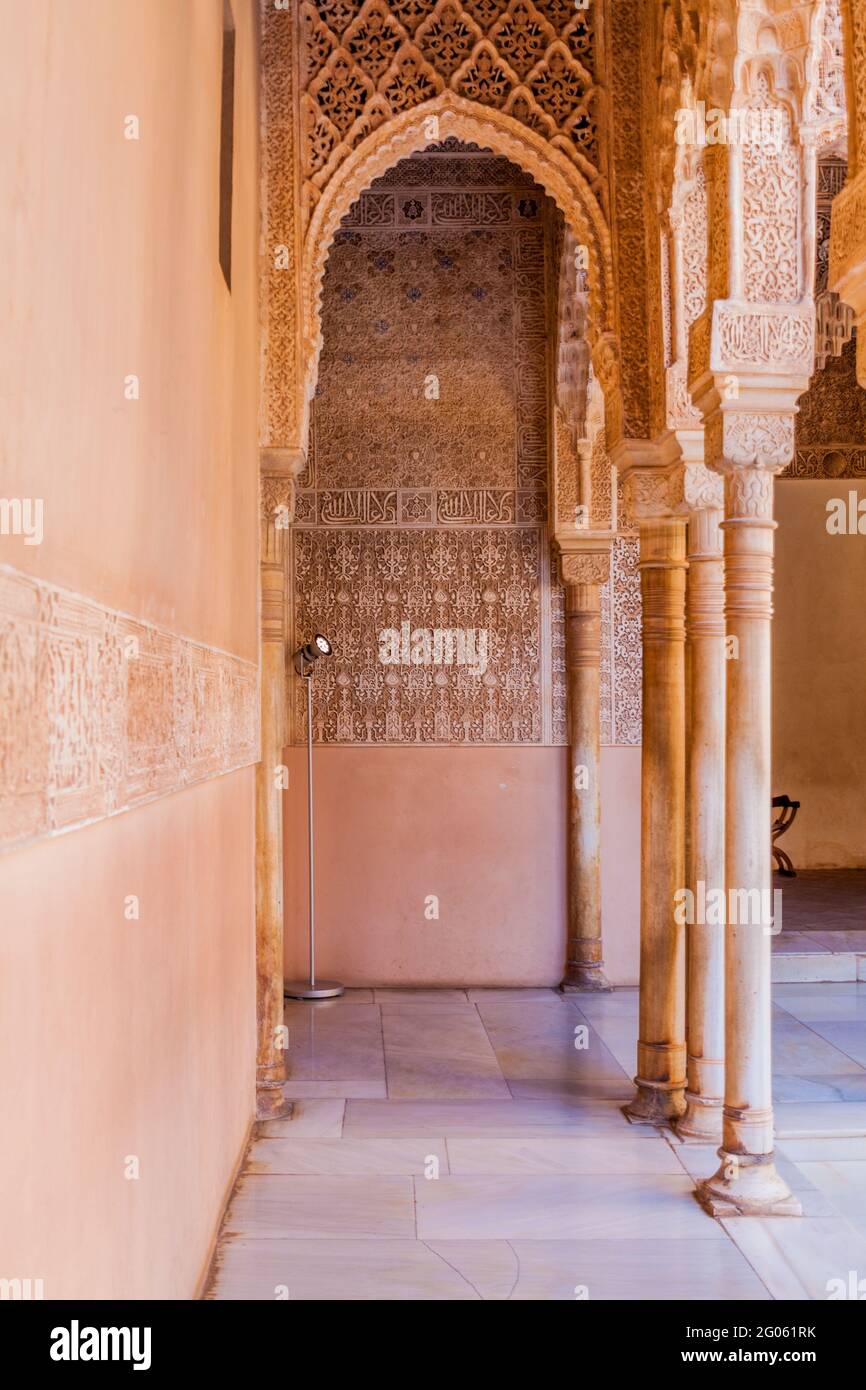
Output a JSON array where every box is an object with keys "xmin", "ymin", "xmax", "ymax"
[
  {"xmin": 0, "ymin": 566, "xmax": 259, "ymax": 853},
  {"xmin": 291, "ymin": 148, "xmax": 641, "ymax": 747}
]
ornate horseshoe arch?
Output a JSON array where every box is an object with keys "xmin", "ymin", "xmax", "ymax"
[{"xmin": 295, "ymin": 90, "xmax": 616, "ymax": 456}]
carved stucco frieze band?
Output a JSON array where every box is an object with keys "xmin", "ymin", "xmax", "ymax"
[{"xmin": 0, "ymin": 565, "xmax": 259, "ymax": 854}]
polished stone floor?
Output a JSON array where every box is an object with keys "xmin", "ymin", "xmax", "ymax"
[
  {"xmin": 208, "ymin": 985, "xmax": 866, "ymax": 1300},
  {"xmin": 772, "ymin": 870, "xmax": 866, "ymax": 981}
]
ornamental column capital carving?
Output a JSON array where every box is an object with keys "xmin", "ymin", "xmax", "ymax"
[
  {"xmin": 613, "ymin": 432, "xmax": 685, "ymax": 522},
  {"xmin": 555, "ymin": 536, "xmax": 613, "ymax": 589}
]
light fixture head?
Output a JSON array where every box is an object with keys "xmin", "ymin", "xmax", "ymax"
[{"xmin": 293, "ymin": 633, "xmax": 333, "ymax": 673}]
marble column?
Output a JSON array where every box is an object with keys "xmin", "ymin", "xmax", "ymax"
[
  {"xmin": 697, "ymin": 453, "xmax": 800, "ymax": 1215},
  {"xmin": 676, "ymin": 474, "xmax": 726, "ymax": 1142},
  {"xmin": 620, "ymin": 460, "xmax": 688, "ymax": 1123},
  {"xmin": 559, "ymin": 545, "xmax": 612, "ymax": 991},
  {"xmin": 255, "ymin": 455, "xmax": 301, "ymax": 1121}
]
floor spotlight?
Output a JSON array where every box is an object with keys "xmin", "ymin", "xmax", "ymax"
[
  {"xmin": 293, "ymin": 632, "xmax": 332, "ymax": 672},
  {"xmin": 285, "ymin": 634, "xmax": 344, "ymax": 1001}
]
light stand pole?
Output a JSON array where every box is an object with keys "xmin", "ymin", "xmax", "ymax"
[{"xmin": 284, "ymin": 635, "xmax": 343, "ymax": 1001}]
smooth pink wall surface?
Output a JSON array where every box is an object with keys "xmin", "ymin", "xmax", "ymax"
[
  {"xmin": 0, "ymin": 0, "xmax": 261, "ymax": 1298},
  {"xmin": 774, "ymin": 480, "xmax": 866, "ymax": 867},
  {"xmin": 283, "ymin": 744, "xmax": 641, "ymax": 987},
  {"xmin": 0, "ymin": 0, "xmax": 260, "ymax": 661},
  {"xmin": 0, "ymin": 771, "xmax": 256, "ymax": 1299}
]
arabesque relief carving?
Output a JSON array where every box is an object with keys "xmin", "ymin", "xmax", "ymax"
[
  {"xmin": 261, "ymin": 1, "xmax": 616, "ymax": 453},
  {"xmin": 291, "ymin": 145, "xmax": 641, "ymax": 747},
  {"xmin": 0, "ymin": 567, "xmax": 258, "ymax": 853}
]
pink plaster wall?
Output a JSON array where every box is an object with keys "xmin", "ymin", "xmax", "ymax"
[
  {"xmin": 0, "ymin": 773, "xmax": 256, "ymax": 1300},
  {"xmin": 0, "ymin": 0, "xmax": 260, "ymax": 661},
  {"xmin": 774, "ymin": 480, "xmax": 866, "ymax": 867},
  {"xmin": 0, "ymin": 0, "xmax": 261, "ymax": 1297},
  {"xmin": 283, "ymin": 744, "xmax": 641, "ymax": 988}
]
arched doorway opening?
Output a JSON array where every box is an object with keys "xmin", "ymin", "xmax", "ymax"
[{"xmin": 285, "ymin": 138, "xmax": 574, "ymax": 987}]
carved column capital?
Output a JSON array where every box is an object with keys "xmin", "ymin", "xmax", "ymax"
[
  {"xmin": 682, "ymin": 461, "xmax": 724, "ymax": 514},
  {"xmin": 708, "ymin": 403, "xmax": 795, "ymax": 483},
  {"xmin": 558, "ymin": 546, "xmax": 611, "ymax": 588},
  {"xmin": 612, "ymin": 433, "xmax": 685, "ymax": 522}
]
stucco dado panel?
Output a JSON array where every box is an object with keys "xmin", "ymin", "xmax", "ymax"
[{"xmin": 0, "ymin": 565, "xmax": 259, "ymax": 852}]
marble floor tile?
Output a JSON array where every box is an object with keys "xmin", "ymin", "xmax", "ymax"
[
  {"xmin": 374, "ymin": 990, "xmax": 470, "ymax": 1004},
  {"xmin": 225, "ymin": 1175, "xmax": 416, "ymax": 1239},
  {"xmin": 415, "ymin": 1174, "xmax": 725, "ymax": 1241},
  {"xmin": 772, "ymin": 1015, "xmax": 866, "ymax": 1076},
  {"xmin": 775, "ymin": 982, "xmax": 866, "ymax": 997},
  {"xmin": 563, "ymin": 989, "xmax": 639, "ymax": 1018},
  {"xmin": 382, "ymin": 1008, "xmax": 510, "ymax": 1099},
  {"xmin": 344, "ymin": 1097, "xmax": 655, "ymax": 1135},
  {"xmin": 282, "ymin": 1002, "xmax": 385, "ymax": 1082},
  {"xmin": 283, "ymin": 1079, "xmax": 387, "ymax": 1099},
  {"xmin": 209, "ymin": 1239, "xmax": 480, "ymax": 1301},
  {"xmin": 259, "ymin": 1099, "xmax": 345, "ymax": 1138},
  {"xmin": 721, "ymin": 1215, "xmax": 866, "ymax": 1301},
  {"xmin": 802, "ymin": 1020, "xmax": 866, "ymax": 1068},
  {"xmin": 794, "ymin": 1160, "xmax": 866, "ymax": 1237},
  {"xmin": 779, "ymin": 1136, "xmax": 866, "ymax": 1162},
  {"xmin": 505, "ymin": 1077, "xmax": 633, "ymax": 1103},
  {"xmin": 467, "ymin": 989, "xmax": 568, "ymax": 1005},
  {"xmin": 774, "ymin": 1100, "xmax": 866, "ymax": 1137},
  {"xmin": 445, "ymin": 1133, "xmax": 682, "ymax": 1175},
  {"xmin": 248, "ymin": 1136, "xmax": 448, "ymax": 1176},
  {"xmin": 473, "ymin": 998, "xmax": 629, "ymax": 1084},
  {"xmin": 563, "ymin": 1015, "xmax": 638, "ymax": 1075},
  {"xmin": 428, "ymin": 1238, "xmax": 771, "ymax": 1301},
  {"xmin": 773, "ymin": 989, "xmax": 866, "ymax": 1024},
  {"xmin": 772, "ymin": 1073, "xmax": 866, "ymax": 1104}
]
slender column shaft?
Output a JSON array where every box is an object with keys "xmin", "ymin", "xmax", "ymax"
[
  {"xmin": 626, "ymin": 516, "xmax": 688, "ymax": 1122},
  {"xmin": 677, "ymin": 506, "xmax": 725, "ymax": 1140},
  {"xmin": 561, "ymin": 580, "xmax": 609, "ymax": 990},
  {"xmin": 699, "ymin": 469, "xmax": 799, "ymax": 1214},
  {"xmin": 255, "ymin": 487, "xmax": 292, "ymax": 1120}
]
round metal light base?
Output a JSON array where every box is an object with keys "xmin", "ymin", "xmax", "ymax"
[{"xmin": 284, "ymin": 980, "xmax": 344, "ymax": 1000}]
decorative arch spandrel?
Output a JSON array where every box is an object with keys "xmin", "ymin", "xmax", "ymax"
[
  {"xmin": 299, "ymin": 92, "xmax": 615, "ymax": 455},
  {"xmin": 261, "ymin": 0, "xmax": 615, "ymax": 454}
]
